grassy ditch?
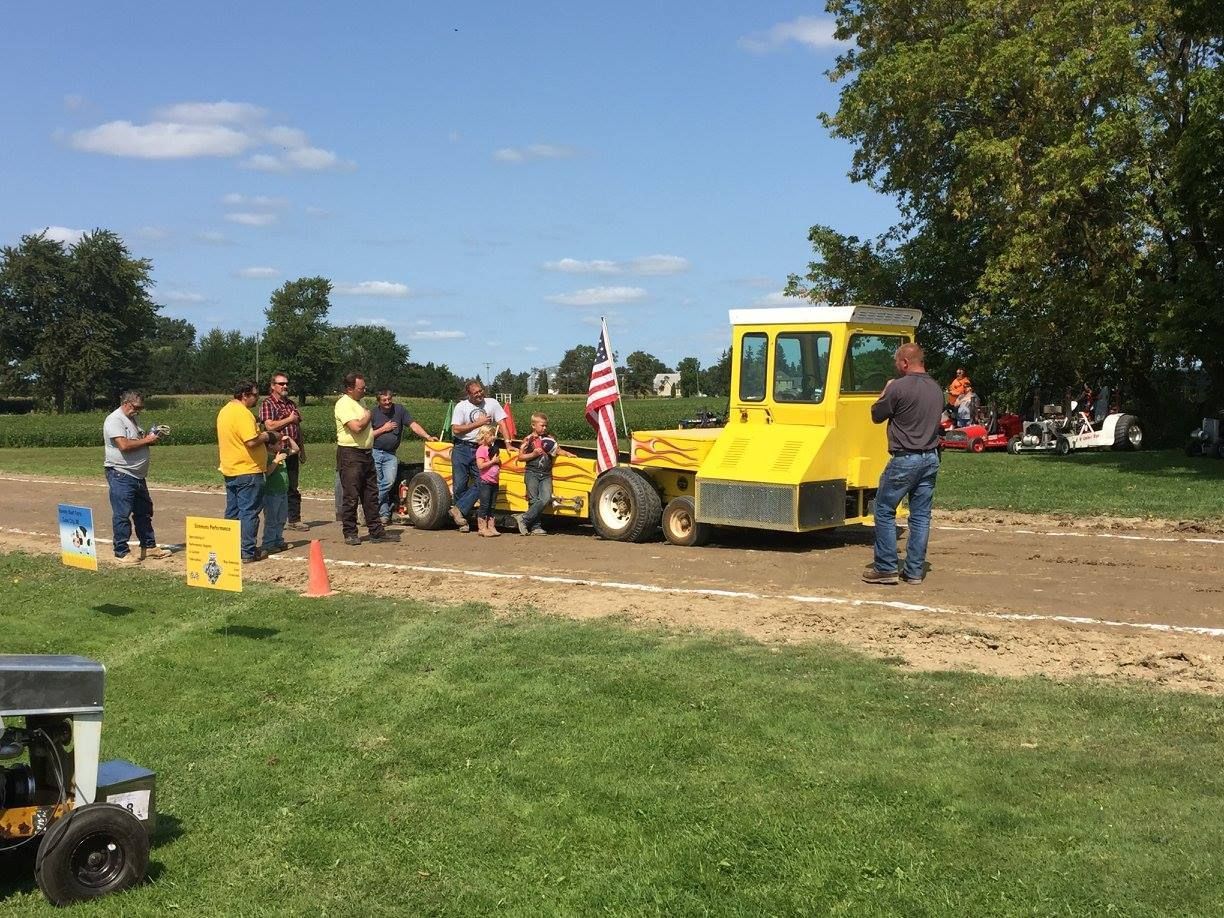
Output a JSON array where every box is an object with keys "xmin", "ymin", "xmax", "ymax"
[{"xmin": 0, "ymin": 552, "xmax": 1222, "ymax": 915}]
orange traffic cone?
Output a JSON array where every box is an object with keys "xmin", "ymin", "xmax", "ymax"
[{"xmin": 303, "ymin": 539, "xmax": 334, "ymax": 598}]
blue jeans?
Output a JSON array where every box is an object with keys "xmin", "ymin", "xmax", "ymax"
[
  {"xmin": 224, "ymin": 473, "xmax": 265, "ymax": 559},
  {"xmin": 373, "ymin": 449, "xmax": 399, "ymax": 521},
  {"xmin": 452, "ymin": 440, "xmax": 480, "ymax": 515},
  {"xmin": 873, "ymin": 452, "xmax": 940, "ymax": 580},
  {"xmin": 478, "ymin": 480, "xmax": 499, "ymax": 521},
  {"xmin": 262, "ymin": 492, "xmax": 288, "ymax": 549},
  {"xmin": 521, "ymin": 469, "xmax": 553, "ymax": 530},
  {"xmin": 105, "ymin": 468, "xmax": 155, "ymax": 558}
]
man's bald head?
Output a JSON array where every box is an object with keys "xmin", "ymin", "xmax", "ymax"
[{"xmin": 894, "ymin": 342, "xmax": 926, "ymax": 374}]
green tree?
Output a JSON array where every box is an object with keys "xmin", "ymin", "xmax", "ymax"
[
  {"xmin": 554, "ymin": 344, "xmax": 597, "ymax": 394},
  {"xmin": 400, "ymin": 361, "xmax": 464, "ymax": 400},
  {"xmin": 0, "ymin": 230, "xmax": 158, "ymax": 411},
  {"xmin": 622, "ymin": 351, "xmax": 671, "ymax": 397},
  {"xmin": 330, "ymin": 324, "xmax": 410, "ymax": 392},
  {"xmin": 491, "ymin": 367, "xmax": 529, "ymax": 401},
  {"xmin": 801, "ymin": 0, "xmax": 1224, "ymax": 406},
  {"xmin": 535, "ymin": 368, "xmax": 550, "ymax": 395},
  {"xmin": 700, "ymin": 349, "xmax": 732, "ymax": 398},
  {"xmin": 262, "ymin": 277, "xmax": 337, "ymax": 403},
  {"xmin": 195, "ymin": 329, "xmax": 257, "ymax": 392},
  {"xmin": 147, "ymin": 316, "xmax": 197, "ymax": 394},
  {"xmin": 676, "ymin": 357, "xmax": 702, "ymax": 398}
]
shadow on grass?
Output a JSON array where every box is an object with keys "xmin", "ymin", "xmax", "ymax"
[
  {"xmin": 92, "ymin": 603, "xmax": 136, "ymax": 617},
  {"xmin": 212, "ymin": 625, "xmax": 280, "ymax": 640},
  {"xmin": 0, "ymin": 844, "xmax": 38, "ymax": 900},
  {"xmin": 1034, "ymin": 448, "xmax": 1224, "ymax": 481}
]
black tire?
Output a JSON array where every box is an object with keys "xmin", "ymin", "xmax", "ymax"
[
  {"xmin": 1007, "ymin": 435, "xmax": 1022, "ymax": 455},
  {"xmin": 590, "ymin": 468, "xmax": 662, "ymax": 542},
  {"xmin": 1186, "ymin": 441, "xmax": 1203, "ymax": 457},
  {"xmin": 35, "ymin": 803, "xmax": 149, "ymax": 906},
  {"xmin": 1215, "ymin": 441, "xmax": 1224, "ymax": 460},
  {"xmin": 1055, "ymin": 436, "xmax": 1071, "ymax": 456},
  {"xmin": 406, "ymin": 471, "xmax": 452, "ymax": 530},
  {"xmin": 661, "ymin": 496, "xmax": 711, "ymax": 547},
  {"xmin": 1112, "ymin": 415, "xmax": 1143, "ymax": 451}
]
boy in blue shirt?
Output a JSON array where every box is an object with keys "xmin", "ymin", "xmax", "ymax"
[{"xmin": 512, "ymin": 413, "xmax": 574, "ymax": 535}]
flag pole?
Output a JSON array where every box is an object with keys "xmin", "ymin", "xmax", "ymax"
[{"xmin": 604, "ymin": 316, "xmax": 630, "ymax": 439}]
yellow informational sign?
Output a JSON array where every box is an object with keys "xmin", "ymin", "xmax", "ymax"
[
  {"xmin": 185, "ymin": 517, "xmax": 242, "ymax": 592},
  {"xmin": 58, "ymin": 504, "xmax": 98, "ymax": 571}
]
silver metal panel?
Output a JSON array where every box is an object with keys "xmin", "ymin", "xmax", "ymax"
[
  {"xmin": 0, "ymin": 655, "xmax": 104, "ymax": 716},
  {"xmin": 698, "ymin": 481, "xmax": 796, "ymax": 528}
]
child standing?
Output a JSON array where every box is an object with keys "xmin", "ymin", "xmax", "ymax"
[
  {"xmin": 513, "ymin": 412, "xmax": 575, "ymax": 536},
  {"xmin": 474, "ymin": 423, "xmax": 501, "ymax": 537},
  {"xmin": 261, "ymin": 436, "xmax": 297, "ymax": 553}
]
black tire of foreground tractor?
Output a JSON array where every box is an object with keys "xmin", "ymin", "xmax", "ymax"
[
  {"xmin": 1055, "ymin": 436, "xmax": 1071, "ymax": 456},
  {"xmin": 1113, "ymin": 415, "xmax": 1143, "ymax": 450},
  {"xmin": 661, "ymin": 495, "xmax": 712, "ymax": 547},
  {"xmin": 1215, "ymin": 441, "xmax": 1224, "ymax": 460},
  {"xmin": 590, "ymin": 467, "xmax": 663, "ymax": 542},
  {"xmin": 1007, "ymin": 435, "xmax": 1022, "ymax": 455},
  {"xmin": 407, "ymin": 471, "xmax": 452, "ymax": 529},
  {"xmin": 35, "ymin": 803, "xmax": 149, "ymax": 907}
]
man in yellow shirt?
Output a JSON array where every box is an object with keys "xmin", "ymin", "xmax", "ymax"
[
  {"xmin": 335, "ymin": 372, "xmax": 386, "ymax": 546},
  {"xmin": 217, "ymin": 380, "xmax": 278, "ymax": 561}
]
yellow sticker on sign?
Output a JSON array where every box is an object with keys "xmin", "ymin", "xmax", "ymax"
[{"xmin": 185, "ymin": 517, "xmax": 242, "ymax": 592}]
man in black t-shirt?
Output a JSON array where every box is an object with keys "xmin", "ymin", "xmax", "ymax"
[{"xmin": 370, "ymin": 389, "xmax": 431, "ymax": 524}]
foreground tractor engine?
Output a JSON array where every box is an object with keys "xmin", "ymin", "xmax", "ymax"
[{"xmin": 0, "ymin": 655, "xmax": 157, "ymax": 906}]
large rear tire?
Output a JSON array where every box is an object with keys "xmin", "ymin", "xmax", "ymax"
[
  {"xmin": 1007, "ymin": 435, "xmax": 1022, "ymax": 455},
  {"xmin": 1055, "ymin": 436, "xmax": 1071, "ymax": 456},
  {"xmin": 35, "ymin": 803, "xmax": 149, "ymax": 906},
  {"xmin": 406, "ymin": 471, "xmax": 452, "ymax": 530},
  {"xmin": 590, "ymin": 468, "xmax": 662, "ymax": 542},
  {"xmin": 661, "ymin": 496, "xmax": 711, "ymax": 547},
  {"xmin": 1113, "ymin": 415, "xmax": 1143, "ymax": 451}
]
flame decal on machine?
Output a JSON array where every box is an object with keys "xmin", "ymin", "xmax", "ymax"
[{"xmin": 632, "ymin": 436, "xmax": 703, "ymax": 468}]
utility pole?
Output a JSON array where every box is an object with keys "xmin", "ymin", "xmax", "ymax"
[
  {"xmin": 483, "ymin": 362, "xmax": 492, "ymax": 385},
  {"xmin": 255, "ymin": 334, "xmax": 260, "ymax": 384}
]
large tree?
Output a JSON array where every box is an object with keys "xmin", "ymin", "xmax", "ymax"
[
  {"xmin": 195, "ymin": 329, "xmax": 257, "ymax": 392},
  {"xmin": 622, "ymin": 351, "xmax": 671, "ymax": 397},
  {"xmin": 554, "ymin": 344, "xmax": 597, "ymax": 394},
  {"xmin": 330, "ymin": 324, "xmax": 410, "ymax": 392},
  {"xmin": 399, "ymin": 361, "xmax": 464, "ymax": 400},
  {"xmin": 146, "ymin": 316, "xmax": 198, "ymax": 394},
  {"xmin": 0, "ymin": 230, "xmax": 158, "ymax": 411},
  {"xmin": 790, "ymin": 0, "xmax": 1224, "ymax": 407},
  {"xmin": 490, "ymin": 367, "xmax": 529, "ymax": 401},
  {"xmin": 262, "ymin": 277, "xmax": 337, "ymax": 402},
  {"xmin": 676, "ymin": 357, "xmax": 702, "ymax": 398},
  {"xmin": 700, "ymin": 348, "xmax": 732, "ymax": 398}
]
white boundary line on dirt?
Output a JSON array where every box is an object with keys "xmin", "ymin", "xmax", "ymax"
[
  {"xmin": 5, "ymin": 474, "xmax": 1223, "ymax": 547},
  {"xmin": 0, "ymin": 475, "xmax": 332, "ymax": 502},
  {"xmin": 4, "ymin": 521, "xmax": 1222, "ymax": 639},
  {"xmin": 266, "ymin": 554, "xmax": 1224, "ymax": 640}
]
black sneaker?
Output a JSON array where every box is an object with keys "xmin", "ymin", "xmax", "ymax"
[
  {"xmin": 344, "ymin": 535, "xmax": 361, "ymax": 546},
  {"xmin": 368, "ymin": 535, "xmax": 386, "ymax": 544},
  {"xmin": 862, "ymin": 566, "xmax": 899, "ymax": 585}
]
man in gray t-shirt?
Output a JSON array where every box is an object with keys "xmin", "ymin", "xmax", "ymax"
[{"xmin": 103, "ymin": 390, "xmax": 170, "ymax": 564}]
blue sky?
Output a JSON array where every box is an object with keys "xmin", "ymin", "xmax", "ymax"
[{"xmin": 2, "ymin": 2, "xmax": 898, "ymax": 379}]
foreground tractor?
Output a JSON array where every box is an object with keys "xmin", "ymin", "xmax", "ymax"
[
  {"xmin": 1, "ymin": 655, "xmax": 156, "ymax": 906},
  {"xmin": 407, "ymin": 305, "xmax": 919, "ymax": 545}
]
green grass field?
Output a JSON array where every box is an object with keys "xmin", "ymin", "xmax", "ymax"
[
  {"xmin": 1, "ymin": 553, "xmax": 1222, "ymax": 915},
  {"xmin": 3, "ymin": 444, "xmax": 1223, "ymax": 519}
]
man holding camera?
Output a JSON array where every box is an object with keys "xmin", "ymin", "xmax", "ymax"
[{"xmin": 103, "ymin": 390, "xmax": 171, "ymax": 564}]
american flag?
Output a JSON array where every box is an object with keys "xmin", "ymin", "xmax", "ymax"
[{"xmin": 586, "ymin": 318, "xmax": 620, "ymax": 473}]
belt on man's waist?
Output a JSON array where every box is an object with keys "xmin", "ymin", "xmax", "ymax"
[{"xmin": 890, "ymin": 448, "xmax": 938, "ymax": 456}]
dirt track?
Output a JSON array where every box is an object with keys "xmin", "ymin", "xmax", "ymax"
[{"xmin": 4, "ymin": 474, "xmax": 1223, "ymax": 694}]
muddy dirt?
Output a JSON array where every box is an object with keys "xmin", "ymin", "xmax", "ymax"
[{"xmin": 3, "ymin": 474, "xmax": 1222, "ymax": 695}]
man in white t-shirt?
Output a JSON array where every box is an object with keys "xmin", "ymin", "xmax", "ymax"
[
  {"xmin": 103, "ymin": 390, "xmax": 171, "ymax": 564},
  {"xmin": 448, "ymin": 380, "xmax": 511, "ymax": 530}
]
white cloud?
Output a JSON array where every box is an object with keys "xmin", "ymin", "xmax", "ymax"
[
  {"xmin": 222, "ymin": 193, "xmax": 287, "ymax": 208},
  {"xmin": 38, "ymin": 226, "xmax": 86, "ymax": 245},
  {"xmin": 225, "ymin": 212, "xmax": 277, "ymax": 226},
  {"xmin": 67, "ymin": 100, "xmax": 354, "ymax": 171},
  {"xmin": 196, "ymin": 230, "xmax": 232, "ymax": 245},
  {"xmin": 236, "ymin": 266, "xmax": 279, "ymax": 279},
  {"xmin": 739, "ymin": 16, "xmax": 846, "ymax": 53},
  {"xmin": 161, "ymin": 290, "xmax": 206, "ymax": 304},
  {"xmin": 752, "ymin": 291, "xmax": 790, "ymax": 307},
  {"xmin": 63, "ymin": 94, "xmax": 86, "ymax": 111},
  {"xmin": 304, "ymin": 205, "xmax": 330, "ymax": 218},
  {"xmin": 523, "ymin": 345, "xmax": 539, "ymax": 352},
  {"xmin": 542, "ymin": 254, "xmax": 689, "ymax": 276},
  {"xmin": 411, "ymin": 329, "xmax": 466, "ymax": 340},
  {"xmin": 334, "ymin": 281, "xmax": 412, "ymax": 297},
  {"xmin": 545, "ymin": 286, "xmax": 648, "ymax": 306},
  {"xmin": 628, "ymin": 255, "xmax": 689, "ymax": 275},
  {"xmin": 448, "ymin": 130, "xmax": 462, "ymax": 143},
  {"xmin": 493, "ymin": 143, "xmax": 578, "ymax": 163},
  {"xmin": 154, "ymin": 101, "xmax": 266, "ymax": 124},
  {"xmin": 135, "ymin": 226, "xmax": 171, "ymax": 241}
]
